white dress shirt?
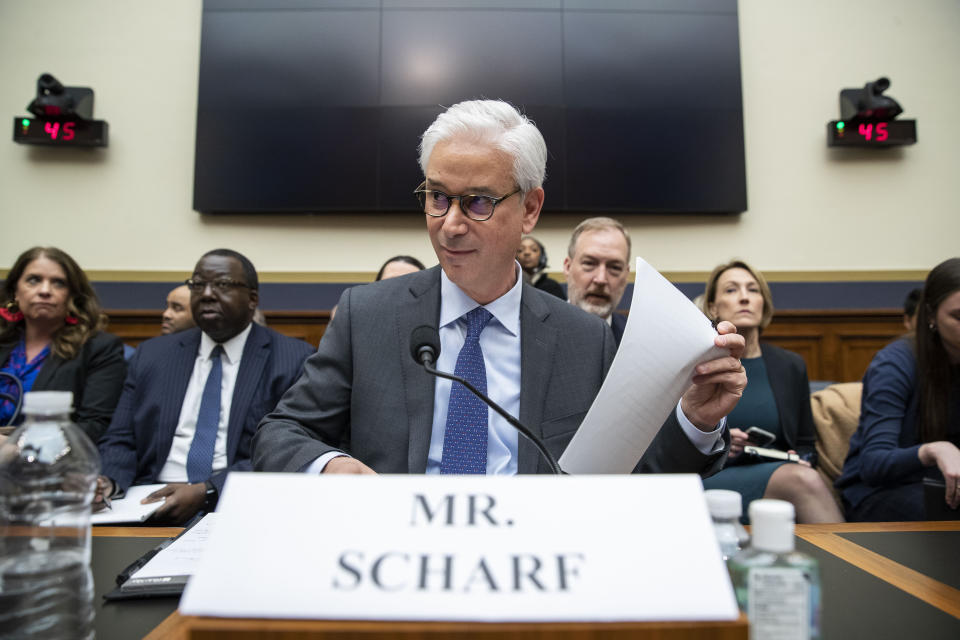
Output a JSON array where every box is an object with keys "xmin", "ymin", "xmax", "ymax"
[
  {"xmin": 425, "ymin": 267, "xmax": 523, "ymax": 474},
  {"xmin": 158, "ymin": 323, "xmax": 252, "ymax": 483}
]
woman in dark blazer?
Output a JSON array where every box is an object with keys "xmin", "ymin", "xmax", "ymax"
[
  {"xmin": 837, "ymin": 258, "xmax": 960, "ymax": 521},
  {"xmin": 700, "ymin": 260, "xmax": 844, "ymax": 523},
  {"xmin": 0, "ymin": 247, "xmax": 126, "ymax": 443}
]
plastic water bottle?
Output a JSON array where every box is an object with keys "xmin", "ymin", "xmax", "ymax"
[
  {"xmin": 704, "ymin": 489, "xmax": 750, "ymax": 561},
  {"xmin": 0, "ymin": 391, "xmax": 100, "ymax": 639},
  {"xmin": 728, "ymin": 499, "xmax": 821, "ymax": 640}
]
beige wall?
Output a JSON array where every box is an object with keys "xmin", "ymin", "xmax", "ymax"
[{"xmin": 1, "ymin": 0, "xmax": 956, "ymax": 278}]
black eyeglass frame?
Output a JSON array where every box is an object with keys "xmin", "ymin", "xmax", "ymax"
[
  {"xmin": 184, "ymin": 278, "xmax": 253, "ymax": 293},
  {"xmin": 413, "ymin": 181, "xmax": 522, "ymax": 222}
]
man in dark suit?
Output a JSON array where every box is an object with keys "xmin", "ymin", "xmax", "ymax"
[
  {"xmin": 254, "ymin": 100, "xmax": 746, "ymax": 476},
  {"xmin": 95, "ymin": 250, "xmax": 313, "ymax": 523},
  {"xmin": 563, "ymin": 217, "xmax": 632, "ymax": 346}
]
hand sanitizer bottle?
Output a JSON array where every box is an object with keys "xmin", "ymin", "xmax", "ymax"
[
  {"xmin": 704, "ymin": 489, "xmax": 750, "ymax": 561},
  {"xmin": 728, "ymin": 499, "xmax": 821, "ymax": 640}
]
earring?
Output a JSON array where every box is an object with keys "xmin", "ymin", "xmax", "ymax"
[
  {"xmin": 0, "ymin": 300, "xmax": 24, "ymax": 323},
  {"xmin": 65, "ymin": 314, "xmax": 79, "ymax": 326},
  {"xmin": 929, "ymin": 321, "xmax": 937, "ymax": 332}
]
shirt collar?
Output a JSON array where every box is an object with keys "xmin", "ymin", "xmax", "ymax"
[
  {"xmin": 439, "ymin": 262, "xmax": 522, "ymax": 337},
  {"xmin": 200, "ymin": 322, "xmax": 252, "ymax": 365}
]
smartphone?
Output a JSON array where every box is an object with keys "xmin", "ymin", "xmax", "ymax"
[{"xmin": 745, "ymin": 426, "xmax": 776, "ymax": 447}]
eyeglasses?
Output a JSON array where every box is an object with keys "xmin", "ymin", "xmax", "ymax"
[
  {"xmin": 413, "ymin": 182, "xmax": 521, "ymax": 222},
  {"xmin": 184, "ymin": 278, "xmax": 251, "ymax": 293}
]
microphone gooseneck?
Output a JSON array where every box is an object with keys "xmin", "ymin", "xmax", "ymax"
[{"xmin": 408, "ymin": 325, "xmax": 564, "ymax": 475}]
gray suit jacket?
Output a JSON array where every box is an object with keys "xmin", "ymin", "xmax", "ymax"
[{"xmin": 253, "ymin": 267, "xmax": 726, "ymax": 475}]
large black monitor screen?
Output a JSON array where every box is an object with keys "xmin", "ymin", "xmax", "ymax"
[{"xmin": 194, "ymin": 0, "xmax": 746, "ymax": 214}]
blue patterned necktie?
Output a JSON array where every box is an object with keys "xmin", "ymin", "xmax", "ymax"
[
  {"xmin": 186, "ymin": 345, "xmax": 223, "ymax": 483},
  {"xmin": 440, "ymin": 307, "xmax": 494, "ymax": 474}
]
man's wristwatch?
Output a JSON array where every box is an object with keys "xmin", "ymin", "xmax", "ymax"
[{"xmin": 202, "ymin": 480, "xmax": 219, "ymax": 512}]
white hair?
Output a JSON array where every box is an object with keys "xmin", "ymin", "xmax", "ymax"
[{"xmin": 418, "ymin": 99, "xmax": 547, "ymax": 193}]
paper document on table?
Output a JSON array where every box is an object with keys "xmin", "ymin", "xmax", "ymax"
[
  {"xmin": 559, "ymin": 257, "xmax": 726, "ymax": 473},
  {"xmin": 130, "ymin": 513, "xmax": 218, "ymax": 580},
  {"xmin": 91, "ymin": 483, "xmax": 166, "ymax": 524}
]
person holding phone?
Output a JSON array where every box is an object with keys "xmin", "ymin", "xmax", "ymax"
[
  {"xmin": 700, "ymin": 260, "xmax": 844, "ymax": 523},
  {"xmin": 837, "ymin": 258, "xmax": 960, "ymax": 521}
]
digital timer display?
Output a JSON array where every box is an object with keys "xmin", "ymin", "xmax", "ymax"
[
  {"xmin": 12, "ymin": 116, "xmax": 108, "ymax": 147},
  {"xmin": 827, "ymin": 119, "xmax": 916, "ymax": 147}
]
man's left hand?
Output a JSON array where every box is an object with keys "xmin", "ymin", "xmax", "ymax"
[
  {"xmin": 143, "ymin": 482, "xmax": 206, "ymax": 524},
  {"xmin": 681, "ymin": 321, "xmax": 747, "ymax": 431}
]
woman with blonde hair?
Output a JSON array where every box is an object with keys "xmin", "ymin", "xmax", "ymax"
[
  {"xmin": 0, "ymin": 247, "xmax": 126, "ymax": 442},
  {"xmin": 700, "ymin": 260, "xmax": 844, "ymax": 523}
]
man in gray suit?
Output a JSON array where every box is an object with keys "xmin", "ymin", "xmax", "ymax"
[{"xmin": 254, "ymin": 99, "xmax": 745, "ymax": 476}]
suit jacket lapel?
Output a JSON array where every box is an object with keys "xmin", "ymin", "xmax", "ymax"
[
  {"xmin": 398, "ymin": 268, "xmax": 442, "ymax": 473},
  {"xmin": 227, "ymin": 323, "xmax": 268, "ymax": 462},
  {"xmin": 156, "ymin": 329, "xmax": 201, "ymax": 466},
  {"xmin": 761, "ymin": 347, "xmax": 794, "ymax": 442},
  {"xmin": 518, "ymin": 285, "xmax": 558, "ymax": 474},
  {"xmin": 32, "ymin": 348, "xmax": 65, "ymax": 390},
  {"xmin": 0, "ymin": 342, "xmax": 14, "ymax": 369}
]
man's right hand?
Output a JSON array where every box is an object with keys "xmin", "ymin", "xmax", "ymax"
[
  {"xmin": 323, "ymin": 457, "xmax": 377, "ymax": 474},
  {"xmin": 92, "ymin": 475, "xmax": 114, "ymax": 512}
]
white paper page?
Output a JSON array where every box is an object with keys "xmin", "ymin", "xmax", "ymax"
[
  {"xmin": 180, "ymin": 473, "xmax": 738, "ymax": 623},
  {"xmin": 91, "ymin": 483, "xmax": 166, "ymax": 524},
  {"xmin": 559, "ymin": 257, "xmax": 727, "ymax": 474},
  {"xmin": 131, "ymin": 513, "xmax": 218, "ymax": 579}
]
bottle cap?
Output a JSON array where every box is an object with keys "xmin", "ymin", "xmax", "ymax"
[
  {"xmin": 704, "ymin": 489, "xmax": 742, "ymax": 519},
  {"xmin": 749, "ymin": 499, "xmax": 795, "ymax": 553},
  {"xmin": 22, "ymin": 391, "xmax": 74, "ymax": 415}
]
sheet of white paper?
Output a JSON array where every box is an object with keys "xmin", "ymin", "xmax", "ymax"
[
  {"xmin": 130, "ymin": 513, "xmax": 218, "ymax": 579},
  {"xmin": 91, "ymin": 483, "xmax": 166, "ymax": 524},
  {"xmin": 559, "ymin": 257, "xmax": 727, "ymax": 474},
  {"xmin": 180, "ymin": 473, "xmax": 738, "ymax": 623}
]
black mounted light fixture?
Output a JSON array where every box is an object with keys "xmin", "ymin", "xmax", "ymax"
[
  {"xmin": 12, "ymin": 73, "xmax": 109, "ymax": 147},
  {"xmin": 827, "ymin": 77, "xmax": 916, "ymax": 148}
]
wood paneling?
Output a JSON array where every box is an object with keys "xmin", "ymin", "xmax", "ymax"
[
  {"xmin": 106, "ymin": 311, "xmax": 331, "ymax": 349},
  {"xmin": 106, "ymin": 309, "xmax": 905, "ymax": 383},
  {"xmin": 761, "ymin": 310, "xmax": 905, "ymax": 382}
]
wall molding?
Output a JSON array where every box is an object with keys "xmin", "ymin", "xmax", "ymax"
[{"xmin": 0, "ymin": 269, "xmax": 931, "ymax": 284}]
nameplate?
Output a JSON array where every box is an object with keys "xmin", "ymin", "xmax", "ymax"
[{"xmin": 180, "ymin": 473, "xmax": 738, "ymax": 622}]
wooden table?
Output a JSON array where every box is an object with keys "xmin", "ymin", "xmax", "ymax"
[{"xmin": 91, "ymin": 522, "xmax": 960, "ymax": 640}]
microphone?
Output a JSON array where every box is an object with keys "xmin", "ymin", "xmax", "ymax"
[
  {"xmin": 410, "ymin": 325, "xmax": 440, "ymax": 367},
  {"xmin": 409, "ymin": 325, "xmax": 564, "ymax": 475}
]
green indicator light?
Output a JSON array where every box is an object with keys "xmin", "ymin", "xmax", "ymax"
[
  {"xmin": 836, "ymin": 121, "xmax": 845, "ymax": 130},
  {"xmin": 21, "ymin": 118, "xmax": 30, "ymax": 127}
]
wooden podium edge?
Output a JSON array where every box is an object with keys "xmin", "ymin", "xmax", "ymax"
[{"xmin": 144, "ymin": 612, "xmax": 749, "ymax": 640}]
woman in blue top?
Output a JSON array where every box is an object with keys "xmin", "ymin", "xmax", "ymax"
[
  {"xmin": 837, "ymin": 258, "xmax": 960, "ymax": 521},
  {"xmin": 701, "ymin": 260, "xmax": 844, "ymax": 523},
  {"xmin": 0, "ymin": 247, "xmax": 126, "ymax": 443}
]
